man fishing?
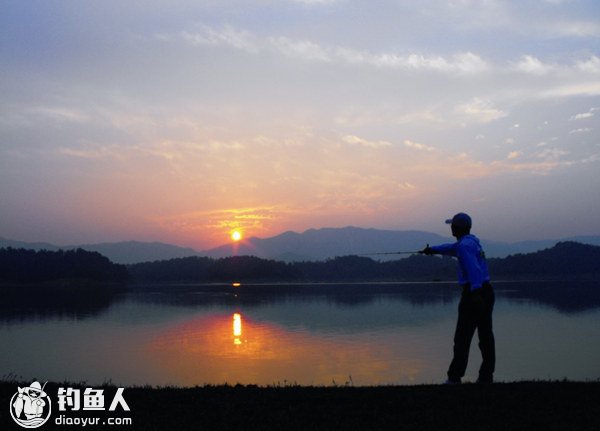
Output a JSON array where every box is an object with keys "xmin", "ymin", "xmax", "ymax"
[{"xmin": 420, "ymin": 212, "xmax": 495, "ymax": 384}]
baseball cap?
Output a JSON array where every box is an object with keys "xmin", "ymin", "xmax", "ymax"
[{"xmin": 445, "ymin": 212, "xmax": 472, "ymax": 230}]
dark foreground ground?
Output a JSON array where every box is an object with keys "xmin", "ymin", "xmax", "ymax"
[{"xmin": 2, "ymin": 381, "xmax": 599, "ymax": 430}]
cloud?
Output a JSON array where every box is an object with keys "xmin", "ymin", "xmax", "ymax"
[
  {"xmin": 439, "ymin": 152, "xmax": 493, "ymax": 179},
  {"xmin": 152, "ymin": 206, "xmax": 290, "ymax": 240},
  {"xmin": 569, "ymin": 107, "xmax": 597, "ymax": 121},
  {"xmin": 430, "ymin": 145, "xmax": 590, "ymax": 178},
  {"xmin": 536, "ymin": 148, "xmax": 570, "ymax": 161},
  {"xmin": 576, "ymin": 56, "xmax": 600, "ymax": 73},
  {"xmin": 455, "ymin": 98, "xmax": 508, "ymax": 123},
  {"xmin": 511, "ymin": 55, "xmax": 554, "ymax": 75},
  {"xmin": 570, "ymin": 112, "xmax": 594, "ymax": 120},
  {"xmin": 541, "ymin": 82, "xmax": 600, "ymax": 98},
  {"xmin": 569, "ymin": 128, "xmax": 592, "ymax": 134},
  {"xmin": 507, "ymin": 54, "xmax": 600, "ymax": 79},
  {"xmin": 163, "ymin": 25, "xmax": 490, "ymax": 75},
  {"xmin": 180, "ymin": 26, "xmax": 258, "ymax": 53},
  {"xmin": 551, "ymin": 20, "xmax": 600, "ymax": 38},
  {"xmin": 30, "ymin": 106, "xmax": 90, "ymax": 123},
  {"xmin": 58, "ymin": 146, "xmax": 109, "ymax": 159},
  {"xmin": 371, "ymin": 51, "xmax": 489, "ymax": 74},
  {"xmin": 342, "ymin": 135, "xmax": 392, "ymax": 149},
  {"xmin": 398, "ymin": 182, "xmax": 416, "ymax": 190},
  {"xmin": 158, "ymin": 23, "xmax": 600, "ymax": 89},
  {"xmin": 403, "ymin": 139, "xmax": 435, "ymax": 152},
  {"xmin": 270, "ymin": 37, "xmax": 332, "ymax": 63},
  {"xmin": 490, "ymin": 147, "xmax": 584, "ymax": 175}
]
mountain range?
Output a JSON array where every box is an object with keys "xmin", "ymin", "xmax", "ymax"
[
  {"xmin": 2, "ymin": 227, "xmax": 600, "ymax": 264},
  {"xmin": 0, "ymin": 238, "xmax": 198, "ymax": 265}
]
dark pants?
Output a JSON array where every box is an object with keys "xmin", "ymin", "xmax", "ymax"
[{"xmin": 447, "ymin": 282, "xmax": 495, "ymax": 382}]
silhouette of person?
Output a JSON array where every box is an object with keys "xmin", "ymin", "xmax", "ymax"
[{"xmin": 421, "ymin": 213, "xmax": 495, "ymax": 384}]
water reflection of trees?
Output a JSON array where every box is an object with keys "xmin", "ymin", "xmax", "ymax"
[
  {"xmin": 494, "ymin": 280, "xmax": 600, "ymax": 313},
  {"xmin": 0, "ymin": 285, "xmax": 125, "ymax": 322},
  {"xmin": 127, "ymin": 283, "xmax": 458, "ymax": 308},
  {"xmin": 128, "ymin": 281, "xmax": 600, "ymax": 314},
  {"xmin": 2, "ymin": 281, "xmax": 598, "ymax": 323}
]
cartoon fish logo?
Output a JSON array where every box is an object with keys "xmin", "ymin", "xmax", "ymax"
[{"xmin": 10, "ymin": 381, "xmax": 52, "ymax": 429}]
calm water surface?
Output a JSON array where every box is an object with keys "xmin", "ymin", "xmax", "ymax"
[{"xmin": 2, "ymin": 281, "xmax": 599, "ymax": 386}]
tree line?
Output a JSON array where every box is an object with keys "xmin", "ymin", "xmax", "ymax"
[
  {"xmin": 129, "ymin": 241, "xmax": 600, "ymax": 283},
  {"xmin": 2, "ymin": 241, "xmax": 599, "ymax": 284},
  {"xmin": 128, "ymin": 241, "xmax": 600, "ymax": 282},
  {"xmin": 127, "ymin": 253, "xmax": 458, "ymax": 283},
  {"xmin": 489, "ymin": 241, "xmax": 600, "ymax": 278},
  {"xmin": 0, "ymin": 247, "xmax": 129, "ymax": 283}
]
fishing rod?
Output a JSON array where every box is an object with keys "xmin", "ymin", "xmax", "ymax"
[
  {"xmin": 359, "ymin": 251, "xmax": 421, "ymax": 256},
  {"xmin": 359, "ymin": 244, "xmax": 429, "ymax": 256}
]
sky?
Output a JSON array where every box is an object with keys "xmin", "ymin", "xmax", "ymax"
[{"xmin": 1, "ymin": 0, "xmax": 599, "ymax": 250}]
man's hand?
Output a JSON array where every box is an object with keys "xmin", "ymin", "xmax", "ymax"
[{"xmin": 419, "ymin": 244, "xmax": 435, "ymax": 255}]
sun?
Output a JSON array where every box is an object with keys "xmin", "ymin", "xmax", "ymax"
[{"xmin": 231, "ymin": 230, "xmax": 242, "ymax": 242}]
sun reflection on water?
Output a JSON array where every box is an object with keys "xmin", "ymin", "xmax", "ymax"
[
  {"xmin": 233, "ymin": 313, "xmax": 242, "ymax": 345},
  {"xmin": 146, "ymin": 312, "xmax": 427, "ymax": 386}
]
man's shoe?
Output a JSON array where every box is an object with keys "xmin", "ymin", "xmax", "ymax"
[
  {"xmin": 444, "ymin": 378, "xmax": 461, "ymax": 385},
  {"xmin": 476, "ymin": 377, "xmax": 493, "ymax": 384}
]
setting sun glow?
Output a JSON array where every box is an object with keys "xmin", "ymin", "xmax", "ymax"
[{"xmin": 231, "ymin": 230, "xmax": 242, "ymax": 242}]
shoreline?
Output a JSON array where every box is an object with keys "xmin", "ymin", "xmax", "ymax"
[
  {"xmin": 3, "ymin": 277, "xmax": 594, "ymax": 288},
  {"xmin": 2, "ymin": 381, "xmax": 599, "ymax": 430}
]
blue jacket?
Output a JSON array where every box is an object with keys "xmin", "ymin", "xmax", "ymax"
[{"xmin": 430, "ymin": 234, "xmax": 490, "ymax": 291}]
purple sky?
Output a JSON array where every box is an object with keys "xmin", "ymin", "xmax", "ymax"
[{"xmin": 1, "ymin": 0, "xmax": 599, "ymax": 249}]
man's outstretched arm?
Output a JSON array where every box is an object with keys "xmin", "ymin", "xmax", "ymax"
[{"xmin": 420, "ymin": 242, "xmax": 457, "ymax": 256}]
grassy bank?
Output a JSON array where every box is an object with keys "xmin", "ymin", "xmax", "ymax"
[{"xmin": 2, "ymin": 381, "xmax": 599, "ymax": 430}]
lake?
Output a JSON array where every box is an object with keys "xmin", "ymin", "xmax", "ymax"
[{"xmin": 1, "ymin": 281, "xmax": 599, "ymax": 386}]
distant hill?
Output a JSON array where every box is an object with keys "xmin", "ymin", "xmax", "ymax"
[
  {"xmin": 0, "ymin": 237, "xmax": 61, "ymax": 252},
  {"xmin": 72, "ymin": 241, "xmax": 201, "ymax": 265},
  {"xmin": 203, "ymin": 227, "xmax": 452, "ymax": 261},
  {"xmin": 483, "ymin": 236, "xmax": 600, "ymax": 259},
  {"xmin": 0, "ymin": 237, "xmax": 201, "ymax": 264},
  {"xmin": 202, "ymin": 227, "xmax": 600, "ymax": 262}
]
